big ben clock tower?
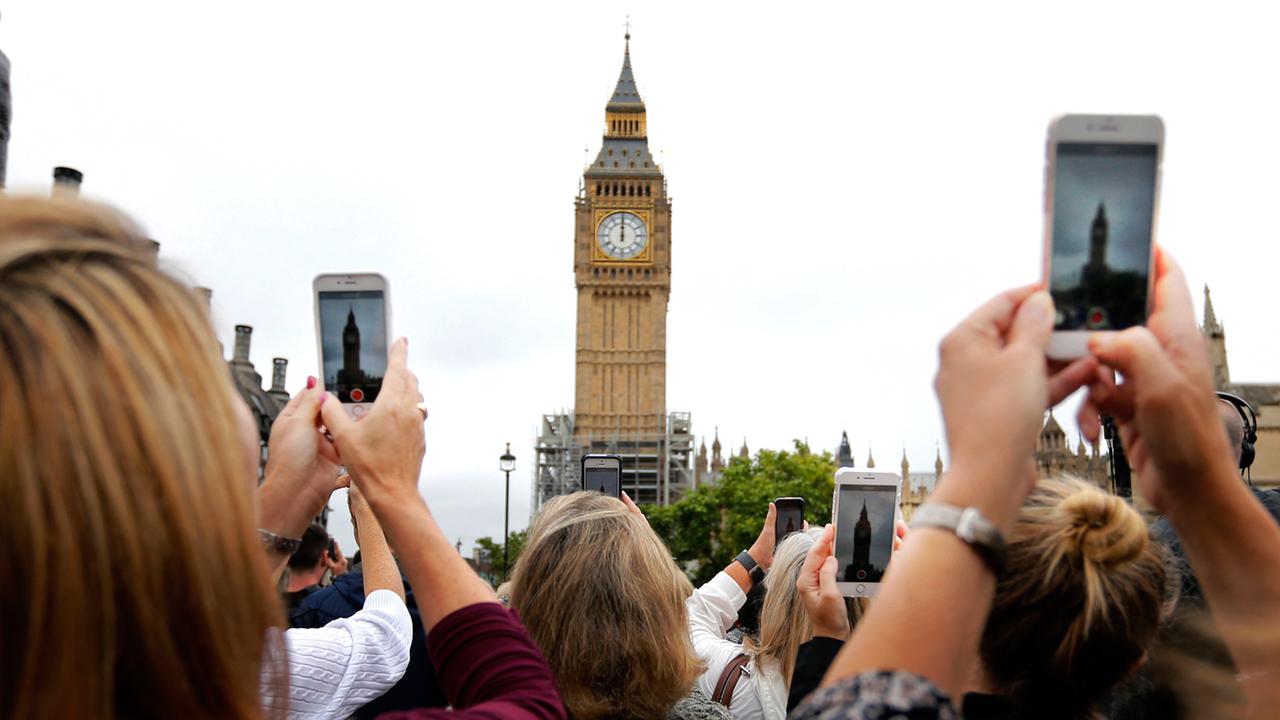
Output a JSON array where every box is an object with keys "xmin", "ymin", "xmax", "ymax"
[
  {"xmin": 534, "ymin": 30, "xmax": 693, "ymax": 510},
  {"xmin": 573, "ymin": 32, "xmax": 670, "ymax": 444}
]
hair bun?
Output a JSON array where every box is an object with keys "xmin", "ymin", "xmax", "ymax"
[{"xmin": 1058, "ymin": 489, "xmax": 1147, "ymax": 565}]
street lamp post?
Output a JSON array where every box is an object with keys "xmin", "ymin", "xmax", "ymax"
[{"xmin": 499, "ymin": 442, "xmax": 516, "ymax": 581}]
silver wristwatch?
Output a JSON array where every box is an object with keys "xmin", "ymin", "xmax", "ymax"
[{"xmin": 910, "ymin": 503, "xmax": 1008, "ymax": 575}]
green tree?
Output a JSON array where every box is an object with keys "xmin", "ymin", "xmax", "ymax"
[
  {"xmin": 644, "ymin": 441, "xmax": 835, "ymax": 584},
  {"xmin": 473, "ymin": 529, "xmax": 528, "ymax": 587}
]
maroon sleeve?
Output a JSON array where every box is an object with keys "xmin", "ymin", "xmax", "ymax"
[{"xmin": 378, "ymin": 602, "xmax": 566, "ymax": 720}]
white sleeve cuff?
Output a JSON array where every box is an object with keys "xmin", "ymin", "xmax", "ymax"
[
  {"xmin": 709, "ymin": 570, "xmax": 748, "ymax": 611},
  {"xmin": 361, "ymin": 589, "xmax": 412, "ymax": 643}
]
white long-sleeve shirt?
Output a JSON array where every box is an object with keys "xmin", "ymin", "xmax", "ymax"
[
  {"xmin": 262, "ymin": 589, "xmax": 413, "ymax": 720},
  {"xmin": 687, "ymin": 572, "xmax": 789, "ymax": 720}
]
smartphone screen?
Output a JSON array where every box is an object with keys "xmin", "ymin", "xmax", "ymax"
[
  {"xmin": 834, "ymin": 484, "xmax": 897, "ymax": 583},
  {"xmin": 583, "ymin": 466, "xmax": 621, "ymax": 497},
  {"xmin": 775, "ymin": 499, "xmax": 804, "ymax": 545},
  {"xmin": 317, "ymin": 289, "xmax": 388, "ymax": 403},
  {"xmin": 1049, "ymin": 142, "xmax": 1158, "ymax": 331}
]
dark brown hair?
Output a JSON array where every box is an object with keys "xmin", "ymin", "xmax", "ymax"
[{"xmin": 289, "ymin": 523, "xmax": 332, "ymax": 571}]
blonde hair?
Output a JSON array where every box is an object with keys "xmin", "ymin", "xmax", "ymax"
[
  {"xmin": 746, "ymin": 527, "xmax": 823, "ymax": 682},
  {"xmin": 511, "ymin": 491, "xmax": 704, "ymax": 720},
  {"xmin": 981, "ymin": 477, "xmax": 1171, "ymax": 719},
  {"xmin": 0, "ymin": 197, "xmax": 285, "ymax": 718}
]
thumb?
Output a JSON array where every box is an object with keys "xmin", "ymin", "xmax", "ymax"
[
  {"xmin": 1089, "ymin": 326, "xmax": 1172, "ymax": 384},
  {"xmin": 1006, "ymin": 290, "xmax": 1054, "ymax": 351},
  {"xmin": 819, "ymin": 556, "xmax": 839, "ymax": 591},
  {"xmin": 290, "ymin": 383, "xmax": 326, "ymax": 422},
  {"xmin": 319, "ymin": 392, "xmax": 355, "ymax": 441}
]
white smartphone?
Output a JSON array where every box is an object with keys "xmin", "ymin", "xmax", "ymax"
[
  {"xmin": 1043, "ymin": 114, "xmax": 1163, "ymax": 360},
  {"xmin": 313, "ymin": 273, "xmax": 391, "ymax": 419},
  {"xmin": 832, "ymin": 468, "xmax": 901, "ymax": 597}
]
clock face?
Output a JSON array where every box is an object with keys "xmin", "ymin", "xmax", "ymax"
[{"xmin": 597, "ymin": 212, "xmax": 648, "ymax": 260}]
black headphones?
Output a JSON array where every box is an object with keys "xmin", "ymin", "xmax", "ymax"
[{"xmin": 1216, "ymin": 391, "xmax": 1257, "ymax": 472}]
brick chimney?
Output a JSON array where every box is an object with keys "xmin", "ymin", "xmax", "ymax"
[
  {"xmin": 52, "ymin": 166, "xmax": 83, "ymax": 197},
  {"xmin": 270, "ymin": 357, "xmax": 288, "ymax": 393},
  {"xmin": 233, "ymin": 324, "xmax": 252, "ymax": 363}
]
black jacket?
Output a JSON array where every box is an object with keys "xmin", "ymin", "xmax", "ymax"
[{"xmin": 788, "ymin": 636, "xmax": 845, "ymax": 712}]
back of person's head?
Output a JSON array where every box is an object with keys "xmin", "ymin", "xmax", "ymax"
[
  {"xmin": 746, "ymin": 527, "xmax": 822, "ymax": 682},
  {"xmin": 289, "ymin": 523, "xmax": 331, "ymax": 572},
  {"xmin": 0, "ymin": 197, "xmax": 284, "ymax": 718},
  {"xmin": 511, "ymin": 491, "xmax": 704, "ymax": 720},
  {"xmin": 980, "ymin": 477, "xmax": 1171, "ymax": 719}
]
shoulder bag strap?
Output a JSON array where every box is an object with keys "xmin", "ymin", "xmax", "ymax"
[{"xmin": 711, "ymin": 653, "xmax": 751, "ymax": 707}]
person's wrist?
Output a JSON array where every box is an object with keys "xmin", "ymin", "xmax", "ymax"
[
  {"xmin": 364, "ymin": 478, "xmax": 426, "ymax": 515},
  {"xmin": 263, "ymin": 466, "xmax": 331, "ymax": 512},
  {"xmin": 747, "ymin": 543, "xmax": 771, "ymax": 571},
  {"xmin": 1164, "ymin": 460, "xmax": 1252, "ymax": 528},
  {"xmin": 257, "ymin": 478, "xmax": 314, "ymax": 539},
  {"xmin": 812, "ymin": 615, "xmax": 849, "ymax": 639},
  {"xmin": 929, "ymin": 458, "xmax": 1031, "ymax": 531}
]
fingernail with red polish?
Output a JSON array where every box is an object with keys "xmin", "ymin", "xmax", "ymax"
[{"xmin": 306, "ymin": 376, "xmax": 317, "ymax": 390}]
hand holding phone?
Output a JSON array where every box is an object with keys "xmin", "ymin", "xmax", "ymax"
[
  {"xmin": 797, "ymin": 524, "xmax": 850, "ymax": 639},
  {"xmin": 1043, "ymin": 114, "xmax": 1163, "ymax": 359}
]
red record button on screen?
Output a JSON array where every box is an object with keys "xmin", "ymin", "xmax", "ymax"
[
  {"xmin": 350, "ymin": 388, "xmax": 365, "ymax": 402},
  {"xmin": 1086, "ymin": 307, "xmax": 1108, "ymax": 329}
]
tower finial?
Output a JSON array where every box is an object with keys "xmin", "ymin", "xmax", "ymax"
[
  {"xmin": 1203, "ymin": 284, "xmax": 1222, "ymax": 333},
  {"xmin": 625, "ymin": 15, "xmax": 631, "ymax": 43}
]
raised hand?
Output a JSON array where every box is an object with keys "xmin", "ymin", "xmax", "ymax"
[
  {"xmin": 797, "ymin": 524, "xmax": 849, "ymax": 639},
  {"xmin": 747, "ymin": 502, "xmax": 778, "ymax": 570},
  {"xmin": 1084, "ymin": 250, "xmax": 1236, "ymax": 513},
  {"xmin": 319, "ymin": 338, "xmax": 426, "ymax": 508},
  {"xmin": 933, "ymin": 287, "xmax": 1092, "ymax": 527},
  {"xmin": 259, "ymin": 376, "xmax": 347, "ymax": 543},
  {"xmin": 620, "ymin": 491, "xmax": 649, "ymax": 524}
]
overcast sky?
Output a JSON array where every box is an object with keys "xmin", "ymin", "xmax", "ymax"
[{"xmin": 7, "ymin": 2, "xmax": 1279, "ymax": 556}]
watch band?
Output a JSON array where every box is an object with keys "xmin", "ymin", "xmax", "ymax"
[
  {"xmin": 259, "ymin": 528, "xmax": 302, "ymax": 556},
  {"xmin": 734, "ymin": 550, "xmax": 766, "ymax": 584},
  {"xmin": 910, "ymin": 503, "xmax": 1008, "ymax": 576}
]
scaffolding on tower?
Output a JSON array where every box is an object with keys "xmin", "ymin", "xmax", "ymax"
[{"xmin": 532, "ymin": 410, "xmax": 696, "ymax": 514}]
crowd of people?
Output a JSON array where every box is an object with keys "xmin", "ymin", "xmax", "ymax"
[{"xmin": 2, "ymin": 194, "xmax": 1279, "ymax": 719}]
